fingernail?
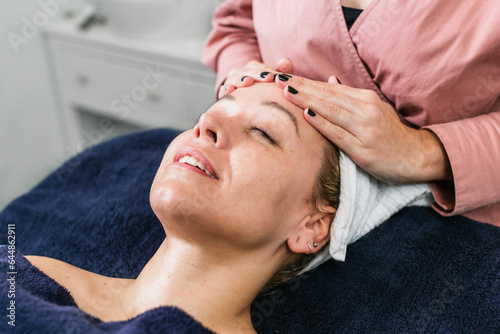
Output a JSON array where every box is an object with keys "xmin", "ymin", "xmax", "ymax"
[
  {"xmin": 278, "ymin": 74, "xmax": 290, "ymax": 82},
  {"xmin": 307, "ymin": 108, "xmax": 316, "ymax": 117},
  {"xmin": 260, "ymin": 71, "xmax": 270, "ymax": 79},
  {"xmin": 281, "ymin": 73, "xmax": 292, "ymax": 78},
  {"xmin": 241, "ymin": 76, "xmax": 248, "ymax": 82},
  {"xmin": 287, "ymin": 86, "xmax": 298, "ymax": 94}
]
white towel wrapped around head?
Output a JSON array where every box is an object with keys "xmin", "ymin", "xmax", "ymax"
[{"xmin": 304, "ymin": 151, "xmax": 433, "ymax": 271}]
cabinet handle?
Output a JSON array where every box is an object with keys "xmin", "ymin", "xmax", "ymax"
[
  {"xmin": 76, "ymin": 74, "xmax": 89, "ymax": 86},
  {"xmin": 148, "ymin": 92, "xmax": 161, "ymax": 103}
]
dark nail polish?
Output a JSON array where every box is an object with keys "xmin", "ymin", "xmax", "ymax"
[
  {"xmin": 307, "ymin": 108, "xmax": 316, "ymax": 117},
  {"xmin": 287, "ymin": 86, "xmax": 298, "ymax": 94},
  {"xmin": 260, "ymin": 71, "xmax": 270, "ymax": 79},
  {"xmin": 278, "ymin": 74, "xmax": 290, "ymax": 82},
  {"xmin": 241, "ymin": 76, "xmax": 248, "ymax": 82},
  {"xmin": 281, "ymin": 73, "xmax": 292, "ymax": 78}
]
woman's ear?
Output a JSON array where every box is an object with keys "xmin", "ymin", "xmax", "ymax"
[{"xmin": 287, "ymin": 205, "xmax": 336, "ymax": 255}]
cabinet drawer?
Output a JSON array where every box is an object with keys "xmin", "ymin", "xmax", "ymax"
[{"xmin": 52, "ymin": 42, "xmax": 215, "ymax": 129}]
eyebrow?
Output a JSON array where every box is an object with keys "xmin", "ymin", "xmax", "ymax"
[
  {"xmin": 215, "ymin": 94, "xmax": 300, "ymax": 138},
  {"xmin": 218, "ymin": 93, "xmax": 236, "ymax": 102},
  {"xmin": 260, "ymin": 100, "xmax": 300, "ymax": 138}
]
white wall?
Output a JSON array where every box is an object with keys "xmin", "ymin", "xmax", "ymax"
[
  {"xmin": 0, "ymin": 0, "xmax": 222, "ymax": 211},
  {"xmin": 0, "ymin": 1, "xmax": 86, "ymax": 210}
]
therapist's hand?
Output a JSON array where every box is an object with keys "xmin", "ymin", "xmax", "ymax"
[
  {"xmin": 275, "ymin": 75, "xmax": 452, "ymax": 184},
  {"xmin": 218, "ymin": 58, "xmax": 294, "ymax": 99}
]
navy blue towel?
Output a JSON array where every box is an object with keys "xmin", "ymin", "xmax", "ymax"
[
  {"xmin": 0, "ymin": 246, "xmax": 213, "ymax": 333},
  {"xmin": 0, "ymin": 128, "xmax": 499, "ymax": 333}
]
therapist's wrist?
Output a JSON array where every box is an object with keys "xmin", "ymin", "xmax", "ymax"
[{"xmin": 414, "ymin": 129, "xmax": 453, "ymax": 182}]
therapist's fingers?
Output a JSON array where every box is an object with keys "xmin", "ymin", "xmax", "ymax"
[
  {"xmin": 275, "ymin": 57, "xmax": 294, "ymax": 74},
  {"xmin": 217, "ymin": 83, "xmax": 238, "ymax": 99},
  {"xmin": 279, "ymin": 77, "xmax": 433, "ymax": 184},
  {"xmin": 224, "ymin": 61, "xmax": 275, "ymax": 87},
  {"xmin": 280, "ymin": 82, "xmax": 363, "ymax": 136},
  {"xmin": 220, "ymin": 59, "xmax": 299, "ymax": 99},
  {"xmin": 275, "ymin": 74, "xmax": 383, "ymax": 109},
  {"xmin": 302, "ymin": 106, "xmax": 361, "ymax": 152},
  {"xmin": 219, "ymin": 69, "xmax": 275, "ymax": 99}
]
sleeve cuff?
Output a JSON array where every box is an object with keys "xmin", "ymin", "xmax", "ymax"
[{"xmin": 423, "ymin": 112, "xmax": 500, "ymax": 216}]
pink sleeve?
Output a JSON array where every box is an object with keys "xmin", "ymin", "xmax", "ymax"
[
  {"xmin": 202, "ymin": 0, "xmax": 263, "ymax": 92},
  {"xmin": 423, "ymin": 111, "xmax": 500, "ymax": 216}
]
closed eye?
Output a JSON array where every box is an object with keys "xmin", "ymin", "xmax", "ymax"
[{"xmin": 251, "ymin": 127, "xmax": 277, "ymax": 145}]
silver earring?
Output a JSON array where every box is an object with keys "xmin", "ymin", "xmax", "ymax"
[
  {"xmin": 313, "ymin": 242, "xmax": 318, "ymax": 247},
  {"xmin": 306, "ymin": 243, "xmax": 312, "ymax": 254}
]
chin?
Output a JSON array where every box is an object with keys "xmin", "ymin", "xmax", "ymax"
[
  {"xmin": 150, "ymin": 179, "xmax": 184, "ymax": 221},
  {"xmin": 150, "ymin": 178, "xmax": 213, "ymax": 226}
]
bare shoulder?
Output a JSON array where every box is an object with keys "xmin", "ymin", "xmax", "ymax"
[
  {"xmin": 25, "ymin": 255, "xmax": 133, "ymax": 318},
  {"xmin": 25, "ymin": 255, "xmax": 98, "ymax": 291}
]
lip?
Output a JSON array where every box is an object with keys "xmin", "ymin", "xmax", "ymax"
[{"xmin": 173, "ymin": 147, "xmax": 219, "ymax": 180}]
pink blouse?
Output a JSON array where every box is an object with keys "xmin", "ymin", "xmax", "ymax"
[{"xmin": 202, "ymin": 0, "xmax": 500, "ymax": 226}]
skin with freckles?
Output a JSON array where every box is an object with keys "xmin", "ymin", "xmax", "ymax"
[{"xmin": 25, "ymin": 83, "xmax": 335, "ymax": 334}]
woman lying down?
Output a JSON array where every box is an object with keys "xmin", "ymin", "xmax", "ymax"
[{"xmin": 4, "ymin": 83, "xmax": 430, "ymax": 333}]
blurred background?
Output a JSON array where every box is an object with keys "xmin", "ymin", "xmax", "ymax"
[{"xmin": 0, "ymin": 0, "xmax": 222, "ymax": 210}]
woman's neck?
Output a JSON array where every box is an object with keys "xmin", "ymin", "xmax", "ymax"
[
  {"xmin": 340, "ymin": 0, "xmax": 372, "ymax": 10},
  {"xmin": 117, "ymin": 238, "xmax": 280, "ymax": 333}
]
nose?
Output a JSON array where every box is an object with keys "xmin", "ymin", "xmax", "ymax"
[{"xmin": 193, "ymin": 113, "xmax": 228, "ymax": 148}]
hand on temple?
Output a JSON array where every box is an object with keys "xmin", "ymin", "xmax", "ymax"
[
  {"xmin": 274, "ymin": 74, "xmax": 453, "ymax": 184},
  {"xmin": 218, "ymin": 57, "xmax": 294, "ymax": 99}
]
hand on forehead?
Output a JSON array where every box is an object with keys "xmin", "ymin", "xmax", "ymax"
[{"xmin": 224, "ymin": 82, "xmax": 329, "ymax": 144}]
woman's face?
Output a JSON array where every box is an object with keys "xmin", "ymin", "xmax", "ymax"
[{"xmin": 150, "ymin": 83, "xmax": 329, "ymax": 252}]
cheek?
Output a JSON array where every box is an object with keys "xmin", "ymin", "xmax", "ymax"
[
  {"xmin": 233, "ymin": 158, "xmax": 305, "ymax": 221},
  {"xmin": 272, "ymin": 177, "xmax": 312, "ymax": 220},
  {"xmin": 230, "ymin": 151, "xmax": 282, "ymax": 196},
  {"xmin": 150, "ymin": 175, "xmax": 215, "ymax": 225},
  {"xmin": 247, "ymin": 172, "xmax": 312, "ymax": 245},
  {"xmin": 271, "ymin": 156, "xmax": 319, "ymax": 215}
]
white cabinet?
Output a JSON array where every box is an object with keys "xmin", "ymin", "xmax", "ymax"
[{"xmin": 44, "ymin": 6, "xmax": 216, "ymax": 153}]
